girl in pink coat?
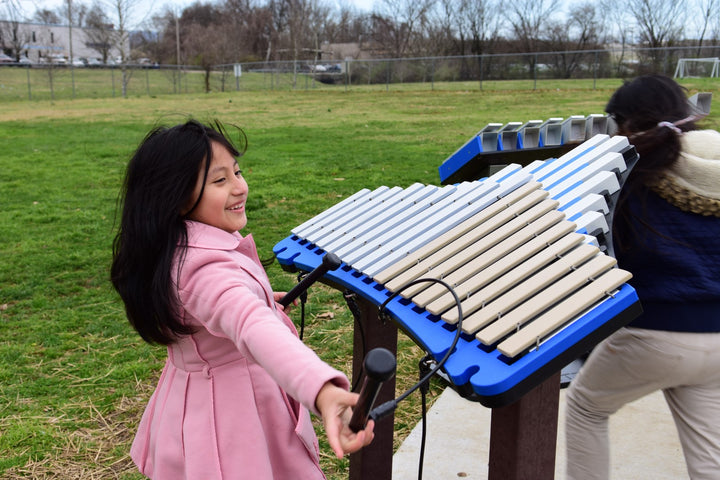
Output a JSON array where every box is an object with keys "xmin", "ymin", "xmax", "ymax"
[{"xmin": 111, "ymin": 120, "xmax": 374, "ymax": 479}]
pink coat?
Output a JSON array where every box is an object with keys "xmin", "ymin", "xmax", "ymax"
[{"xmin": 130, "ymin": 221, "xmax": 350, "ymax": 479}]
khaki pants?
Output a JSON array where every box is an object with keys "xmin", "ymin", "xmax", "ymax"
[{"xmin": 565, "ymin": 327, "xmax": 720, "ymax": 480}]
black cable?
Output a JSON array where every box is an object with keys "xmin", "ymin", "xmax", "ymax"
[
  {"xmin": 370, "ymin": 277, "xmax": 463, "ymax": 423},
  {"xmin": 363, "ymin": 277, "xmax": 462, "ymax": 480},
  {"xmin": 344, "ymin": 290, "xmax": 367, "ymax": 392},
  {"xmin": 417, "ymin": 355, "xmax": 435, "ymax": 480}
]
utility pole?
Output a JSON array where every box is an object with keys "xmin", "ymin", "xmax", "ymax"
[{"xmin": 68, "ymin": 0, "xmax": 75, "ymax": 98}]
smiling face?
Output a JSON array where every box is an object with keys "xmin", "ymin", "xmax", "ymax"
[{"xmin": 186, "ymin": 141, "xmax": 248, "ymax": 233}]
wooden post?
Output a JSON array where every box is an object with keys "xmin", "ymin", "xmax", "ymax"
[
  {"xmin": 488, "ymin": 371, "xmax": 561, "ymax": 480},
  {"xmin": 348, "ymin": 295, "xmax": 398, "ymax": 480}
]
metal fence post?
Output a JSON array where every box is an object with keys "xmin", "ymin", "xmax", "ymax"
[
  {"xmin": 593, "ymin": 51, "xmax": 598, "ymax": 89},
  {"xmin": 479, "ymin": 55, "xmax": 483, "ymax": 91},
  {"xmin": 345, "ymin": 59, "xmax": 349, "ymax": 92},
  {"xmin": 431, "ymin": 58, "xmax": 435, "ymax": 91},
  {"xmin": 26, "ymin": 65, "xmax": 32, "ymax": 101}
]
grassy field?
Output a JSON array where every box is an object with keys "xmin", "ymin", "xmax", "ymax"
[{"xmin": 1, "ymin": 79, "xmax": 718, "ymax": 479}]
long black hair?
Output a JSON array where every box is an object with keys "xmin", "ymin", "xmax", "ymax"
[
  {"xmin": 111, "ymin": 120, "xmax": 247, "ymax": 345},
  {"xmin": 605, "ymin": 74, "xmax": 698, "ymax": 252}
]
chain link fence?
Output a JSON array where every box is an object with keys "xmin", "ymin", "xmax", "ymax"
[{"xmin": 1, "ymin": 45, "xmax": 719, "ymax": 102}]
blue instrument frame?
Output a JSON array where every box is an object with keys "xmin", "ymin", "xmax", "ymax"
[{"xmin": 273, "ymin": 235, "xmax": 642, "ymax": 407}]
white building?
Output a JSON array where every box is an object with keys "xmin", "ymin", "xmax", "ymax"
[{"xmin": 0, "ymin": 20, "xmax": 125, "ymax": 63}]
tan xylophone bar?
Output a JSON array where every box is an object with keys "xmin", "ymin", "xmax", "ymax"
[
  {"xmin": 385, "ymin": 199, "xmax": 563, "ymax": 300},
  {"xmin": 496, "ymin": 268, "xmax": 632, "ymax": 357},
  {"xmin": 407, "ymin": 208, "xmax": 567, "ymax": 307},
  {"xmin": 474, "ymin": 254, "xmax": 618, "ymax": 345}
]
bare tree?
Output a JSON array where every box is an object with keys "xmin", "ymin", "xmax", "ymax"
[
  {"xmin": 628, "ymin": 0, "xmax": 686, "ymax": 48},
  {"xmin": 627, "ymin": 0, "xmax": 686, "ymax": 71},
  {"xmin": 322, "ymin": 1, "xmax": 370, "ymax": 45},
  {"xmin": 545, "ymin": 2, "xmax": 604, "ymax": 78},
  {"xmin": 0, "ymin": 3, "xmax": 32, "ymax": 60},
  {"xmin": 597, "ymin": 0, "xmax": 641, "ymax": 76},
  {"xmin": 34, "ymin": 9, "xmax": 62, "ymax": 24},
  {"xmin": 221, "ymin": 0, "xmax": 274, "ymax": 61},
  {"xmin": 180, "ymin": 3, "xmax": 235, "ymax": 92},
  {"xmin": 696, "ymin": 0, "xmax": 719, "ymax": 54},
  {"xmin": 105, "ymin": 0, "xmax": 140, "ymax": 96},
  {"xmin": 424, "ymin": 0, "xmax": 501, "ymax": 79},
  {"xmin": 371, "ymin": 0, "xmax": 433, "ymax": 58},
  {"xmin": 503, "ymin": 0, "xmax": 561, "ymax": 70},
  {"xmin": 85, "ymin": 3, "xmax": 114, "ymax": 62}
]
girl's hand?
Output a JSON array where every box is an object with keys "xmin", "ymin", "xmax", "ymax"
[
  {"xmin": 273, "ymin": 291, "xmax": 297, "ymax": 313},
  {"xmin": 316, "ymin": 382, "xmax": 375, "ymax": 458}
]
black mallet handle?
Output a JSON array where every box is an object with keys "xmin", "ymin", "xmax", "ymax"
[
  {"xmin": 278, "ymin": 253, "xmax": 342, "ymax": 308},
  {"xmin": 349, "ymin": 347, "xmax": 397, "ymax": 433}
]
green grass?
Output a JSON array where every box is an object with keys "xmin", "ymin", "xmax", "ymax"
[{"xmin": 1, "ymin": 79, "xmax": 719, "ymax": 479}]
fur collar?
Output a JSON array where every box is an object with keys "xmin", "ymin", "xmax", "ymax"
[{"xmin": 651, "ymin": 130, "xmax": 720, "ymax": 216}]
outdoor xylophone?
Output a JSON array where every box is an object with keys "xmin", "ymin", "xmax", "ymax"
[{"xmin": 274, "ymin": 133, "xmax": 643, "ymax": 408}]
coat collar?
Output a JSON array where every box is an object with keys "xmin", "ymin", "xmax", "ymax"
[{"xmin": 185, "ymin": 220, "xmax": 255, "ymax": 252}]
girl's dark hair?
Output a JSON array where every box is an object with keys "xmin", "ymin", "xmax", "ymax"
[
  {"xmin": 606, "ymin": 73, "xmax": 695, "ymax": 185},
  {"xmin": 111, "ymin": 120, "xmax": 247, "ymax": 345},
  {"xmin": 606, "ymin": 74, "xmax": 697, "ymax": 251}
]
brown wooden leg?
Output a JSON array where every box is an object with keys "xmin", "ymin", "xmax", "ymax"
[
  {"xmin": 488, "ymin": 371, "xmax": 561, "ymax": 480},
  {"xmin": 348, "ymin": 295, "xmax": 398, "ymax": 480}
]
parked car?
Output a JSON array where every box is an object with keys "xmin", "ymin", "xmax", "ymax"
[
  {"xmin": 0, "ymin": 53, "xmax": 14, "ymax": 64},
  {"xmin": 39, "ymin": 54, "xmax": 68, "ymax": 65}
]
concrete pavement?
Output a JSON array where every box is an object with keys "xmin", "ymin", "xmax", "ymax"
[{"xmin": 392, "ymin": 385, "xmax": 687, "ymax": 479}]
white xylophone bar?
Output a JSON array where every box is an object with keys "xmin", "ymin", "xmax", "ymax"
[
  {"xmin": 314, "ymin": 183, "xmax": 433, "ymax": 251},
  {"xmin": 354, "ymin": 170, "xmax": 531, "ymax": 277},
  {"xmin": 292, "ymin": 187, "xmax": 377, "ymax": 238}
]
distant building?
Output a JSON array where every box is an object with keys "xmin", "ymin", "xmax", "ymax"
[
  {"xmin": 0, "ymin": 20, "xmax": 125, "ymax": 63},
  {"xmin": 319, "ymin": 42, "xmax": 379, "ymax": 61}
]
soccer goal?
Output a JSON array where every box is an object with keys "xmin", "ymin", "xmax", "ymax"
[{"xmin": 674, "ymin": 57, "xmax": 720, "ymax": 78}]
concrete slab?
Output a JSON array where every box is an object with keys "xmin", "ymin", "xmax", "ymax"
[{"xmin": 393, "ymin": 386, "xmax": 687, "ymax": 479}]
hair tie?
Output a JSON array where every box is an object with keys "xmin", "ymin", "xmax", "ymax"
[
  {"xmin": 657, "ymin": 121, "xmax": 683, "ymax": 134},
  {"xmin": 657, "ymin": 111, "xmax": 708, "ymax": 135}
]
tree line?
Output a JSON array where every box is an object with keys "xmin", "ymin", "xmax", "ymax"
[{"xmin": 3, "ymin": 0, "xmax": 720, "ymax": 71}]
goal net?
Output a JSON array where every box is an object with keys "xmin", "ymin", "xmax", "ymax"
[{"xmin": 674, "ymin": 57, "xmax": 720, "ymax": 78}]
